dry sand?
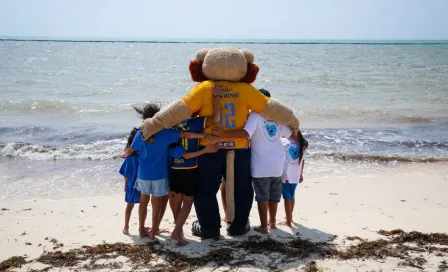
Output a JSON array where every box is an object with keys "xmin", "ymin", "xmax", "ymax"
[{"xmin": 1, "ymin": 162, "xmax": 447, "ymax": 271}]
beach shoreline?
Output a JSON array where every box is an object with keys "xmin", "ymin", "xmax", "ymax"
[{"xmin": 1, "ymin": 161, "xmax": 447, "ymax": 271}]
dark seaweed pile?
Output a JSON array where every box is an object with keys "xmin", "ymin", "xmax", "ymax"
[{"xmin": 1, "ymin": 229, "xmax": 447, "ymax": 272}]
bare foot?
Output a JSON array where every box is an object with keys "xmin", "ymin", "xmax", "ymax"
[
  {"xmin": 158, "ymin": 228, "xmax": 169, "ymax": 234},
  {"xmin": 139, "ymin": 228, "xmax": 150, "ymax": 238},
  {"xmin": 145, "ymin": 227, "xmax": 168, "ymax": 235},
  {"xmin": 122, "ymin": 227, "xmax": 129, "ymax": 235},
  {"xmin": 148, "ymin": 231, "xmax": 156, "ymax": 241},
  {"xmin": 268, "ymin": 220, "xmax": 277, "ymax": 229},
  {"xmin": 170, "ymin": 231, "xmax": 188, "ymax": 246},
  {"xmin": 254, "ymin": 226, "xmax": 269, "ymax": 234},
  {"xmin": 279, "ymin": 220, "xmax": 292, "ymax": 227}
]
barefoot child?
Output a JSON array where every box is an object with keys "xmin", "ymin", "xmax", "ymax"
[
  {"xmin": 212, "ymin": 88, "xmax": 295, "ymax": 234},
  {"xmin": 281, "ymin": 131, "xmax": 308, "ymax": 227},
  {"xmin": 119, "ymin": 128, "xmax": 141, "ymax": 235},
  {"xmin": 121, "ymin": 103, "xmax": 213, "ymax": 239},
  {"xmin": 168, "ymin": 84, "xmax": 222, "ymax": 245}
]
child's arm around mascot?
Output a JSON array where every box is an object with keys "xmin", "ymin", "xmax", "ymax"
[{"xmin": 140, "ymin": 47, "xmax": 300, "ymax": 141}]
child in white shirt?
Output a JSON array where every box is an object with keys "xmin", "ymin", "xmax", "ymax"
[
  {"xmin": 212, "ymin": 88, "xmax": 296, "ymax": 234},
  {"xmin": 281, "ymin": 131, "xmax": 308, "ymax": 227}
]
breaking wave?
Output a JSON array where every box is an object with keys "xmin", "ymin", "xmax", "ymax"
[
  {"xmin": 311, "ymin": 152, "xmax": 448, "ymax": 163},
  {"xmin": 0, "ymin": 140, "xmax": 125, "ymax": 161}
]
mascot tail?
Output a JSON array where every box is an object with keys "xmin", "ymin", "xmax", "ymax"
[{"xmin": 226, "ymin": 150, "xmax": 235, "ymax": 223}]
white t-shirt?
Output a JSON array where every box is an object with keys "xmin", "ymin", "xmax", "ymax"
[
  {"xmin": 243, "ymin": 112, "xmax": 292, "ymax": 178},
  {"xmin": 281, "ymin": 138, "xmax": 307, "ymax": 184}
]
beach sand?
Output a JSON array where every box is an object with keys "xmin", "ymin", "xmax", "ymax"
[{"xmin": 1, "ymin": 162, "xmax": 447, "ymax": 271}]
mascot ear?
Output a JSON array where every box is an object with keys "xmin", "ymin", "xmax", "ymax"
[
  {"xmin": 240, "ymin": 48, "xmax": 254, "ymax": 64},
  {"xmin": 189, "ymin": 60, "xmax": 208, "ymax": 82},
  {"xmin": 196, "ymin": 48, "xmax": 210, "ymax": 62},
  {"xmin": 240, "ymin": 63, "xmax": 259, "ymax": 83}
]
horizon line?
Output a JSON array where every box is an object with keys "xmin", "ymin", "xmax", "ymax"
[{"xmin": 1, "ymin": 37, "xmax": 448, "ymax": 45}]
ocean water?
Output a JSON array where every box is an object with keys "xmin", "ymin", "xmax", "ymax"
[{"xmin": 0, "ymin": 41, "xmax": 447, "ymax": 202}]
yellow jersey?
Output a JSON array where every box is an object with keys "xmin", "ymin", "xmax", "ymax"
[{"xmin": 181, "ymin": 80, "xmax": 269, "ymax": 149}]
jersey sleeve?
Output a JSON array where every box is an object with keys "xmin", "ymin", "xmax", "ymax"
[
  {"xmin": 172, "ymin": 146, "xmax": 186, "ymax": 159},
  {"xmin": 243, "ymin": 112, "xmax": 259, "ymax": 138},
  {"xmin": 302, "ymin": 148, "xmax": 308, "ymax": 161},
  {"xmin": 244, "ymin": 85, "xmax": 269, "ymax": 113},
  {"xmin": 187, "ymin": 117, "xmax": 206, "ymax": 132},
  {"xmin": 161, "ymin": 128, "xmax": 181, "ymax": 144},
  {"xmin": 181, "ymin": 82, "xmax": 209, "ymax": 113},
  {"xmin": 130, "ymin": 131, "xmax": 142, "ymax": 151},
  {"xmin": 280, "ymin": 125, "xmax": 293, "ymax": 138}
]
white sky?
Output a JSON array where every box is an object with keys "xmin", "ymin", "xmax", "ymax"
[{"xmin": 1, "ymin": 0, "xmax": 447, "ymax": 40}]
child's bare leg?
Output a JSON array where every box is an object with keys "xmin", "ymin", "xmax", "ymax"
[
  {"xmin": 220, "ymin": 181, "xmax": 228, "ymax": 222},
  {"xmin": 171, "ymin": 195, "xmax": 193, "ymax": 245},
  {"xmin": 169, "ymin": 191, "xmax": 176, "ymax": 222},
  {"xmin": 172, "ymin": 192, "xmax": 183, "ymax": 224},
  {"xmin": 123, "ymin": 203, "xmax": 134, "ymax": 234},
  {"xmin": 155, "ymin": 194, "xmax": 169, "ymax": 233},
  {"xmin": 268, "ymin": 201, "xmax": 278, "ymax": 229},
  {"xmin": 291, "ymin": 199, "xmax": 295, "ymax": 219},
  {"xmin": 254, "ymin": 201, "xmax": 269, "ymax": 234},
  {"xmin": 150, "ymin": 196, "xmax": 162, "ymax": 240},
  {"xmin": 138, "ymin": 195, "xmax": 151, "ymax": 237},
  {"xmin": 280, "ymin": 200, "xmax": 293, "ymax": 227}
]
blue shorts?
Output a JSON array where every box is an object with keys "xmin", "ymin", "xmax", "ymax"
[
  {"xmin": 134, "ymin": 178, "xmax": 169, "ymax": 197},
  {"xmin": 282, "ymin": 183, "xmax": 298, "ymax": 200}
]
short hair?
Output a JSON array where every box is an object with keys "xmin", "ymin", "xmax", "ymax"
[{"xmin": 259, "ymin": 88, "xmax": 271, "ymax": 98}]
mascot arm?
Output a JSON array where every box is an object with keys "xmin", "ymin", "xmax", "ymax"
[
  {"xmin": 260, "ymin": 98, "xmax": 300, "ymax": 134},
  {"xmin": 246, "ymin": 86, "xmax": 300, "ymax": 134},
  {"xmin": 139, "ymin": 100, "xmax": 192, "ymax": 141},
  {"xmin": 140, "ymin": 82, "xmax": 213, "ymax": 141}
]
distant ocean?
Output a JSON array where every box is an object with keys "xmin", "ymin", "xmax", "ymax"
[{"xmin": 0, "ymin": 40, "xmax": 447, "ymax": 202}]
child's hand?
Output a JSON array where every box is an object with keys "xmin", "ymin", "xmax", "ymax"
[
  {"xmin": 299, "ymin": 175, "xmax": 304, "ymax": 183},
  {"xmin": 205, "ymin": 134, "xmax": 217, "ymax": 143},
  {"xmin": 120, "ymin": 153, "xmax": 128, "ymax": 159},
  {"xmin": 211, "ymin": 127, "xmax": 225, "ymax": 137},
  {"xmin": 204, "ymin": 144, "xmax": 219, "ymax": 153},
  {"xmin": 213, "ymin": 83, "xmax": 224, "ymax": 97}
]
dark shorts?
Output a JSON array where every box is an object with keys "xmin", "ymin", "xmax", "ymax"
[
  {"xmin": 170, "ymin": 168, "xmax": 199, "ymax": 197},
  {"xmin": 282, "ymin": 183, "xmax": 298, "ymax": 200},
  {"xmin": 252, "ymin": 177, "xmax": 282, "ymax": 203}
]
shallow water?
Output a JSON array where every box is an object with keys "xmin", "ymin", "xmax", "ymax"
[{"xmin": 0, "ymin": 41, "xmax": 447, "ymax": 202}]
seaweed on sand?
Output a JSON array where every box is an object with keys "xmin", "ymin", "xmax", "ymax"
[
  {"xmin": 0, "ymin": 256, "xmax": 28, "ymax": 271},
  {"xmin": 9, "ymin": 229, "xmax": 448, "ymax": 271}
]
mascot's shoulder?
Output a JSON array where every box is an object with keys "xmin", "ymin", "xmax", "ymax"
[{"xmin": 195, "ymin": 80, "xmax": 214, "ymax": 88}]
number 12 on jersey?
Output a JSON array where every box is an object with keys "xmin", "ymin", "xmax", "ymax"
[{"xmin": 219, "ymin": 103, "xmax": 236, "ymax": 129}]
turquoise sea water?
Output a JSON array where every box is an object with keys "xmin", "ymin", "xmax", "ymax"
[{"xmin": 0, "ymin": 40, "xmax": 447, "ymax": 201}]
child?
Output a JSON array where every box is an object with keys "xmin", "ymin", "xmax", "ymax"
[
  {"xmin": 168, "ymin": 84, "xmax": 222, "ymax": 245},
  {"xmin": 212, "ymin": 88, "xmax": 295, "ymax": 234},
  {"xmin": 121, "ymin": 103, "xmax": 214, "ymax": 240},
  {"xmin": 281, "ymin": 131, "xmax": 308, "ymax": 227},
  {"xmin": 119, "ymin": 128, "xmax": 141, "ymax": 235}
]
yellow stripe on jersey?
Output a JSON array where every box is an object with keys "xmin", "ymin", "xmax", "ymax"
[{"xmin": 182, "ymin": 80, "xmax": 269, "ymax": 149}]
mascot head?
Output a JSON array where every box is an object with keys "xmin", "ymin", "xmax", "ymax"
[{"xmin": 189, "ymin": 47, "xmax": 259, "ymax": 83}]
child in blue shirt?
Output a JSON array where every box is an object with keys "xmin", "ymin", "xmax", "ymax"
[
  {"xmin": 169, "ymin": 109, "xmax": 221, "ymax": 245},
  {"xmin": 119, "ymin": 128, "xmax": 141, "ymax": 235},
  {"xmin": 121, "ymin": 103, "xmax": 214, "ymax": 240}
]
